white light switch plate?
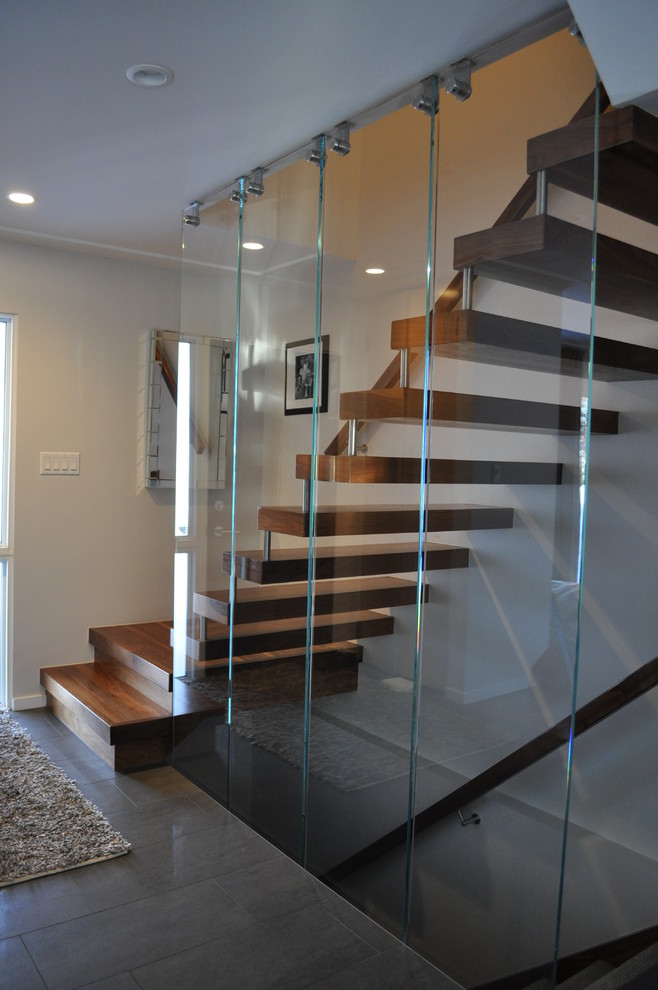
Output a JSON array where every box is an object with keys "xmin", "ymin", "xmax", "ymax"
[{"xmin": 40, "ymin": 452, "xmax": 80, "ymax": 475}]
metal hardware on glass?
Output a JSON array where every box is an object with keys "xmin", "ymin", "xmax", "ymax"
[
  {"xmin": 302, "ymin": 479, "xmax": 310, "ymax": 514},
  {"xmin": 400, "ymin": 347, "xmax": 409, "ymax": 388},
  {"xmin": 458, "ymin": 809, "xmax": 481, "ymax": 827},
  {"xmin": 569, "ymin": 19, "xmax": 586, "ymax": 45},
  {"xmin": 413, "ymin": 77, "xmax": 437, "ymax": 116},
  {"xmin": 230, "ymin": 184, "xmax": 247, "ymax": 205},
  {"xmin": 357, "ymin": 443, "xmax": 368, "ymax": 455},
  {"xmin": 462, "ymin": 266, "xmax": 473, "ymax": 310},
  {"xmin": 262, "ymin": 529, "xmax": 271, "ymax": 562},
  {"xmin": 347, "ymin": 419, "xmax": 358, "ymax": 457},
  {"xmin": 443, "ymin": 59, "xmax": 473, "ymax": 102},
  {"xmin": 182, "ymin": 201, "xmax": 201, "ymax": 227},
  {"xmin": 199, "ymin": 616, "xmax": 207, "ymax": 641},
  {"xmin": 329, "ymin": 121, "xmax": 352, "ymax": 157},
  {"xmin": 306, "ymin": 137, "xmax": 326, "ymax": 167},
  {"xmin": 536, "ymin": 169, "xmax": 548, "ymax": 215},
  {"xmin": 247, "ymin": 168, "xmax": 265, "ymax": 198}
]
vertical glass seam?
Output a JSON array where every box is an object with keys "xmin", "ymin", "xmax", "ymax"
[
  {"xmin": 227, "ymin": 177, "xmax": 246, "ymax": 805},
  {"xmin": 551, "ymin": 77, "xmax": 600, "ymax": 987},
  {"xmin": 301, "ymin": 137, "xmax": 326, "ymax": 867},
  {"xmin": 402, "ymin": 76, "xmax": 438, "ymax": 941}
]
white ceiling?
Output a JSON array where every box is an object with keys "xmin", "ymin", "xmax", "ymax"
[{"xmin": 1, "ymin": 0, "xmax": 573, "ymax": 262}]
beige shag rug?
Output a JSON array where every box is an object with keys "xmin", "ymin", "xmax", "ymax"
[{"xmin": 0, "ymin": 710, "xmax": 130, "ymax": 886}]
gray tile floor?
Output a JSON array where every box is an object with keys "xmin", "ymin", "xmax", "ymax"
[{"xmin": 1, "ymin": 709, "xmax": 459, "ymax": 990}]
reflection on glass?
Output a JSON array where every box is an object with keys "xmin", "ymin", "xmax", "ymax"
[{"xmin": 167, "ymin": 21, "xmax": 658, "ymax": 989}]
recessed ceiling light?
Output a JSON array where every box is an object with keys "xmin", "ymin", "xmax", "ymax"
[
  {"xmin": 8, "ymin": 191, "xmax": 36, "ymax": 205},
  {"xmin": 126, "ymin": 64, "xmax": 174, "ymax": 88},
  {"xmin": 366, "ymin": 267, "xmax": 385, "ymax": 275},
  {"xmin": 243, "ymin": 241, "xmax": 264, "ymax": 251}
]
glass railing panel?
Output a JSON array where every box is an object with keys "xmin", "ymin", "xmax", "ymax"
[
  {"xmin": 220, "ymin": 160, "xmax": 324, "ymax": 858},
  {"xmin": 301, "ymin": 97, "xmax": 437, "ymax": 940},
  {"xmin": 406, "ymin": 28, "xmax": 600, "ymax": 985},
  {"xmin": 557, "ymin": 70, "xmax": 658, "ymax": 975},
  {"xmin": 170, "ymin": 203, "xmax": 240, "ymax": 803}
]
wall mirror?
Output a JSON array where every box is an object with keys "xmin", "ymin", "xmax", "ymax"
[{"xmin": 145, "ymin": 329, "xmax": 232, "ymax": 490}]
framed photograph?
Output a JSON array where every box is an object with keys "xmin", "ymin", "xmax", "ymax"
[{"xmin": 284, "ymin": 335, "xmax": 329, "ymax": 415}]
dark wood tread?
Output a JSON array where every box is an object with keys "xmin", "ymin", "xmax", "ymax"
[
  {"xmin": 527, "ymin": 105, "xmax": 658, "ymax": 226},
  {"xmin": 257, "ymin": 503, "xmax": 514, "ymax": 538},
  {"xmin": 454, "ymin": 215, "xmax": 658, "ymax": 321},
  {"xmin": 224, "ymin": 640, "xmax": 363, "ymax": 670},
  {"xmin": 391, "ymin": 309, "xmax": 658, "ymax": 382},
  {"xmin": 186, "ymin": 609, "xmax": 395, "ymax": 663},
  {"xmin": 296, "ymin": 453, "xmax": 563, "ymax": 486},
  {"xmin": 40, "ymin": 663, "xmax": 171, "ymax": 745},
  {"xmin": 89, "ymin": 622, "xmax": 173, "ymax": 691},
  {"xmin": 225, "ymin": 541, "xmax": 469, "ymax": 584},
  {"xmin": 194, "ymin": 575, "xmax": 426, "ymax": 625},
  {"xmin": 338, "ymin": 386, "xmax": 617, "ymax": 434}
]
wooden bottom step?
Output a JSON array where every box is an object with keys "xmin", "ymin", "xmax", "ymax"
[
  {"xmin": 225, "ymin": 541, "xmax": 469, "ymax": 584},
  {"xmin": 40, "ymin": 663, "xmax": 173, "ymax": 771}
]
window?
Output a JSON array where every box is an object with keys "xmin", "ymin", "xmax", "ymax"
[{"xmin": 0, "ymin": 316, "xmax": 15, "ymax": 709}]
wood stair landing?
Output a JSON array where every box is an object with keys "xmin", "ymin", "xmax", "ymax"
[
  {"xmin": 225, "ymin": 541, "xmax": 470, "ymax": 584},
  {"xmin": 339, "ymin": 386, "xmax": 617, "ymax": 434},
  {"xmin": 527, "ymin": 105, "xmax": 658, "ymax": 226},
  {"xmin": 194, "ymin": 575, "xmax": 426, "ymax": 625},
  {"xmin": 257, "ymin": 503, "xmax": 514, "ymax": 538},
  {"xmin": 391, "ymin": 309, "xmax": 658, "ymax": 382},
  {"xmin": 453, "ymin": 215, "xmax": 658, "ymax": 321}
]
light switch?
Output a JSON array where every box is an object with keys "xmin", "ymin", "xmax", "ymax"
[{"xmin": 40, "ymin": 452, "xmax": 80, "ymax": 475}]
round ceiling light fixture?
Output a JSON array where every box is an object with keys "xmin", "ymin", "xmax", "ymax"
[
  {"xmin": 365, "ymin": 267, "xmax": 385, "ymax": 275},
  {"xmin": 8, "ymin": 191, "xmax": 37, "ymax": 205},
  {"xmin": 126, "ymin": 64, "xmax": 174, "ymax": 88},
  {"xmin": 243, "ymin": 241, "xmax": 264, "ymax": 251}
]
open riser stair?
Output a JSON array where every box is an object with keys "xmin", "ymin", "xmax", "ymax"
[{"xmin": 38, "ymin": 97, "xmax": 657, "ymax": 986}]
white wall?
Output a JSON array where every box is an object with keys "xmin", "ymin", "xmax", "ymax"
[{"xmin": 0, "ymin": 240, "xmax": 179, "ymax": 707}]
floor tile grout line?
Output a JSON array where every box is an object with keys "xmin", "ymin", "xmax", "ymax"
[{"xmin": 19, "ymin": 933, "xmax": 49, "ymax": 990}]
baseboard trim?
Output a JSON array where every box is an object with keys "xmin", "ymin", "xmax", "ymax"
[{"xmin": 11, "ymin": 692, "xmax": 47, "ymax": 711}]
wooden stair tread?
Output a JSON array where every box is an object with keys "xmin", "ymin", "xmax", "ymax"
[
  {"xmin": 527, "ymin": 105, "xmax": 658, "ymax": 225},
  {"xmin": 453, "ymin": 215, "xmax": 658, "ymax": 320},
  {"xmin": 257, "ymin": 503, "xmax": 514, "ymax": 538},
  {"xmin": 187, "ymin": 609, "xmax": 395, "ymax": 663},
  {"xmin": 391, "ymin": 309, "xmax": 658, "ymax": 382},
  {"xmin": 89, "ymin": 621, "xmax": 173, "ymax": 689},
  {"xmin": 339, "ymin": 386, "xmax": 617, "ymax": 434},
  {"xmin": 194, "ymin": 575, "xmax": 424, "ymax": 624},
  {"xmin": 225, "ymin": 541, "xmax": 469, "ymax": 583},
  {"xmin": 228, "ymin": 640, "xmax": 363, "ymax": 669},
  {"xmin": 296, "ymin": 453, "xmax": 562, "ymax": 486},
  {"xmin": 40, "ymin": 663, "xmax": 171, "ymax": 744}
]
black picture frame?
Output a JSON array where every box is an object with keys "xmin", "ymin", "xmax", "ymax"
[{"xmin": 284, "ymin": 335, "xmax": 329, "ymax": 415}]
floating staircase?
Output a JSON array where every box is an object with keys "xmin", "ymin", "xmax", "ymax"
[{"xmin": 39, "ymin": 98, "xmax": 657, "ymax": 941}]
